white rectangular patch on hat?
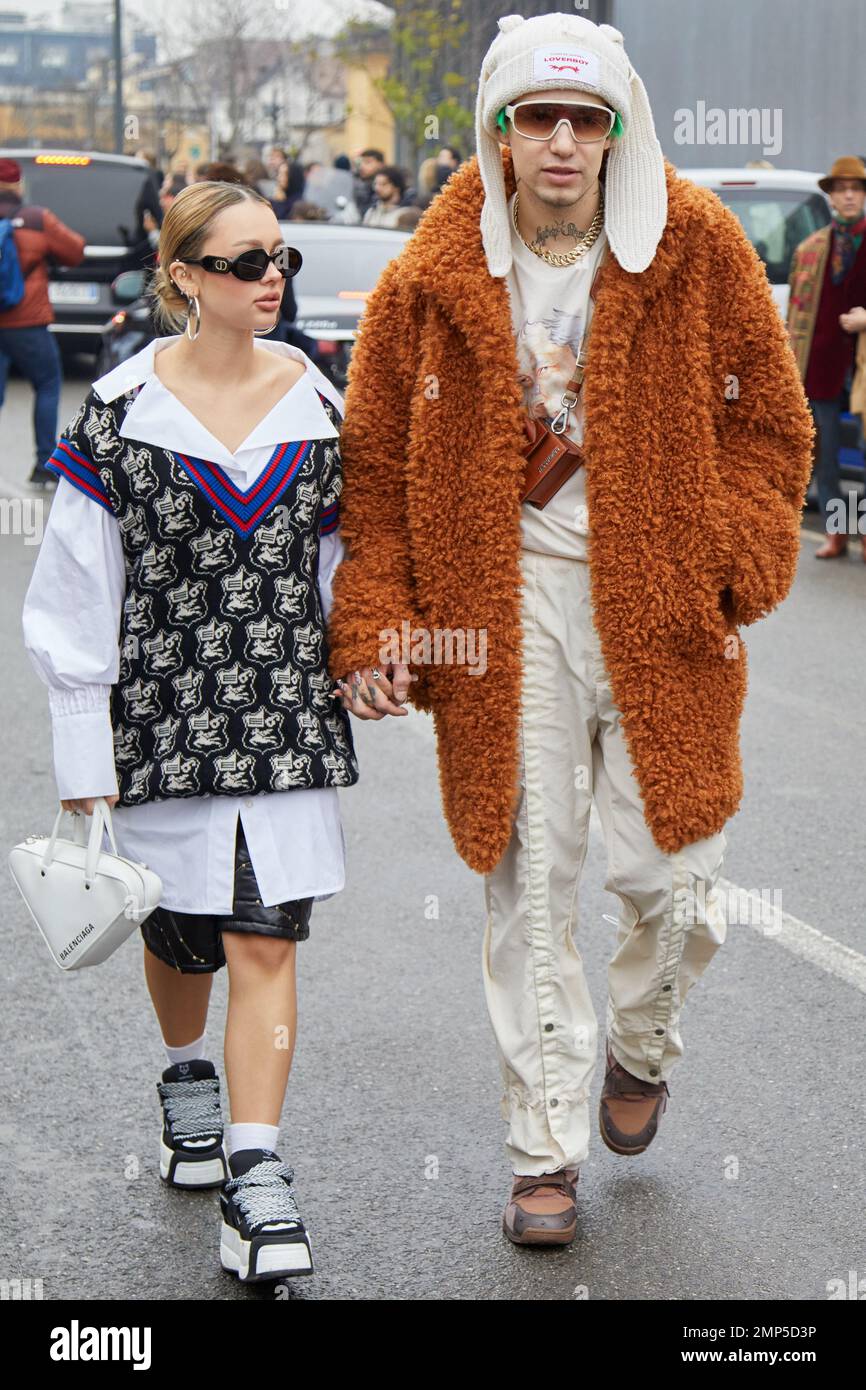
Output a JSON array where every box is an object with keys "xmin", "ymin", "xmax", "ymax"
[{"xmin": 532, "ymin": 46, "xmax": 600, "ymax": 85}]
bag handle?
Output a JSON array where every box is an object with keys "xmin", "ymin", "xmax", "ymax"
[
  {"xmin": 85, "ymin": 799, "xmax": 119, "ymax": 887},
  {"xmin": 40, "ymin": 797, "xmax": 120, "ymax": 888},
  {"xmin": 42, "ymin": 803, "xmax": 87, "ymax": 866}
]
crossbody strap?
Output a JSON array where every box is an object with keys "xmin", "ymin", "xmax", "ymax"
[{"xmin": 549, "ymin": 242, "xmax": 609, "ymax": 435}]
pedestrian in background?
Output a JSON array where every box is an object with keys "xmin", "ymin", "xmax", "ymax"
[
  {"xmin": 240, "ymin": 156, "xmax": 270, "ymax": 193},
  {"xmin": 436, "ymin": 145, "xmax": 462, "ymax": 179},
  {"xmin": 134, "ymin": 148, "xmax": 164, "ymax": 235},
  {"xmin": 270, "ymin": 160, "xmax": 305, "ymax": 220},
  {"xmin": 0, "ymin": 156, "xmax": 85, "ymax": 489},
  {"xmin": 352, "ymin": 148, "xmax": 384, "ymax": 217},
  {"xmin": 416, "ymin": 156, "xmax": 443, "ymax": 208},
  {"xmin": 787, "ymin": 155, "xmax": 866, "ymax": 559},
  {"xmin": 361, "ymin": 164, "xmax": 410, "ymax": 227},
  {"xmin": 194, "ymin": 161, "xmax": 247, "ymax": 185},
  {"xmin": 260, "ymin": 145, "xmax": 291, "ymax": 201}
]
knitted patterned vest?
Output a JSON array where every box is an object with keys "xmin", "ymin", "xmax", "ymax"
[{"xmin": 45, "ymin": 382, "xmax": 359, "ymax": 807}]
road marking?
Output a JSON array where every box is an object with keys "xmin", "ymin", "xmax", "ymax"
[
  {"xmin": 714, "ymin": 878, "xmax": 866, "ymax": 993},
  {"xmin": 594, "ymin": 805, "xmax": 866, "ymax": 993},
  {"xmin": 605, "ymin": 883, "xmax": 866, "ymax": 994}
]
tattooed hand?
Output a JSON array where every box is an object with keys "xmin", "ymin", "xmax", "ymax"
[{"xmin": 332, "ymin": 663, "xmax": 413, "ymax": 720}]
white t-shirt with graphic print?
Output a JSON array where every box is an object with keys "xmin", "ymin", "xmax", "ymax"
[{"xmin": 506, "ymin": 189, "xmax": 607, "ymax": 561}]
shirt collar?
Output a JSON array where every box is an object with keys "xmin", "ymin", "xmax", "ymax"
[{"xmin": 92, "ymin": 334, "xmax": 343, "ymax": 472}]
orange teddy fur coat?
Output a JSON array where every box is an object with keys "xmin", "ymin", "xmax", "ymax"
[{"xmin": 326, "ymin": 144, "xmax": 815, "ymax": 876}]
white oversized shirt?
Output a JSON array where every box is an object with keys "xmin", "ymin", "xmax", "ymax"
[
  {"xmin": 21, "ymin": 334, "xmax": 352, "ymax": 914},
  {"xmin": 506, "ymin": 190, "xmax": 608, "ymax": 561}
]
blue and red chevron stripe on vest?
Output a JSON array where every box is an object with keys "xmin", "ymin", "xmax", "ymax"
[
  {"xmin": 41, "ymin": 381, "xmax": 356, "ymax": 806},
  {"xmin": 46, "ymin": 437, "xmax": 112, "ymax": 511},
  {"xmin": 44, "ymin": 387, "xmax": 342, "ymax": 538}
]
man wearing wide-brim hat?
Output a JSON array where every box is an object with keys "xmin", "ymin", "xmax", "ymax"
[{"xmin": 787, "ymin": 156, "xmax": 866, "ymax": 560}]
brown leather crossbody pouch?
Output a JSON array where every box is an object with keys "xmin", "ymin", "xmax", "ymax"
[
  {"xmin": 520, "ymin": 248, "xmax": 608, "ymax": 509},
  {"xmin": 520, "ymin": 418, "xmax": 586, "ymax": 509}
]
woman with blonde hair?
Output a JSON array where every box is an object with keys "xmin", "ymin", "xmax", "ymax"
[{"xmin": 22, "ymin": 180, "xmax": 401, "ymax": 1281}]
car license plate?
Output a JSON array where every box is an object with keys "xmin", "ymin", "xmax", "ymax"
[{"xmin": 49, "ymin": 282, "xmax": 100, "ymax": 304}]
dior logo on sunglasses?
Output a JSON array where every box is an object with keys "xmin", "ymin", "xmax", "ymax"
[{"xmin": 180, "ymin": 245, "xmax": 302, "ymax": 280}]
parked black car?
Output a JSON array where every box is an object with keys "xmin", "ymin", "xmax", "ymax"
[{"xmin": 0, "ymin": 147, "xmax": 159, "ymax": 358}]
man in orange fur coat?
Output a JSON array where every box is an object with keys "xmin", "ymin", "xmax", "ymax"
[{"xmin": 326, "ymin": 13, "xmax": 814, "ymax": 1246}]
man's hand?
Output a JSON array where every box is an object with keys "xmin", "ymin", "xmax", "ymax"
[
  {"xmin": 61, "ymin": 795, "xmax": 120, "ymax": 815},
  {"xmin": 839, "ymin": 306, "xmax": 866, "ymax": 333},
  {"xmin": 331, "ymin": 663, "xmax": 413, "ymax": 719}
]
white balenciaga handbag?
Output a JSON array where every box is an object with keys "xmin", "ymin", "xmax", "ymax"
[{"xmin": 7, "ymin": 797, "xmax": 162, "ymax": 971}]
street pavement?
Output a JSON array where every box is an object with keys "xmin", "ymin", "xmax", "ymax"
[{"xmin": 1, "ymin": 364, "xmax": 864, "ymax": 1302}]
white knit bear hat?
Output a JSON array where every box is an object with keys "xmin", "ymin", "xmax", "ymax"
[{"xmin": 476, "ymin": 11, "xmax": 667, "ymax": 276}]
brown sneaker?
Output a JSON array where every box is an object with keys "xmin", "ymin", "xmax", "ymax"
[
  {"xmin": 502, "ymin": 1167, "xmax": 580, "ymax": 1246},
  {"xmin": 599, "ymin": 1041, "xmax": 669, "ymax": 1156}
]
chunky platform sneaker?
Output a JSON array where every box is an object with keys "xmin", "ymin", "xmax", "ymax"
[
  {"xmin": 156, "ymin": 1059, "xmax": 227, "ymax": 1188},
  {"xmin": 220, "ymin": 1149, "xmax": 314, "ymax": 1282}
]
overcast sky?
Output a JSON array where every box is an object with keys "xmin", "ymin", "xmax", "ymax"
[{"xmin": 8, "ymin": 0, "xmax": 393, "ymax": 43}]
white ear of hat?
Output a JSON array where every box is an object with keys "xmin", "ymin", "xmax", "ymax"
[{"xmin": 475, "ymin": 12, "xmax": 667, "ymax": 277}]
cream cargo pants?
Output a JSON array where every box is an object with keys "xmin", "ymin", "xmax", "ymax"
[{"xmin": 482, "ymin": 550, "xmax": 728, "ymax": 1176}]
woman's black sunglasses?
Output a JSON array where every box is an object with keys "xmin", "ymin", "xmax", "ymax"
[{"xmin": 179, "ymin": 245, "xmax": 303, "ymax": 281}]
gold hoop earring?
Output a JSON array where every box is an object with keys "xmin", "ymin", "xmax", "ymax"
[
  {"xmin": 185, "ymin": 293, "xmax": 201, "ymax": 341},
  {"xmin": 253, "ymin": 320, "xmax": 279, "ymax": 337}
]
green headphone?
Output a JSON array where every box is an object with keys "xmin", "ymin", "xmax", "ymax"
[{"xmin": 496, "ymin": 107, "xmax": 623, "ymax": 138}]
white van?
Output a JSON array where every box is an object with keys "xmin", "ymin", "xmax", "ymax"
[{"xmin": 676, "ymin": 167, "xmax": 831, "ymax": 318}]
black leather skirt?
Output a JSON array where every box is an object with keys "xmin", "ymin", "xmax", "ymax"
[{"xmin": 140, "ymin": 821, "xmax": 313, "ymax": 974}]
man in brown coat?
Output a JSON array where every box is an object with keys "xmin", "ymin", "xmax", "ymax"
[
  {"xmin": 326, "ymin": 13, "xmax": 814, "ymax": 1245},
  {"xmin": 0, "ymin": 157, "xmax": 85, "ymax": 488},
  {"xmin": 786, "ymin": 155, "xmax": 866, "ymax": 559}
]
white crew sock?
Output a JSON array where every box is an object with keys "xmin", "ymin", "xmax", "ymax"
[
  {"xmin": 164, "ymin": 1030, "xmax": 209, "ymax": 1067},
  {"xmin": 227, "ymin": 1122, "xmax": 280, "ymax": 1157}
]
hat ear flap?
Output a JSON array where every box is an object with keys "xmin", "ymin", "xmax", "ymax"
[{"xmin": 604, "ymin": 67, "xmax": 667, "ymax": 272}]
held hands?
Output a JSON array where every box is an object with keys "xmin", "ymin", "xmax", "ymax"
[
  {"xmin": 61, "ymin": 795, "xmax": 120, "ymax": 815},
  {"xmin": 332, "ymin": 663, "xmax": 413, "ymax": 720},
  {"xmin": 839, "ymin": 306, "xmax": 866, "ymax": 333}
]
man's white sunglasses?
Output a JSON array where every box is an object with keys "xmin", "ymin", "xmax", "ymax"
[{"xmin": 503, "ymin": 99, "xmax": 616, "ymax": 143}]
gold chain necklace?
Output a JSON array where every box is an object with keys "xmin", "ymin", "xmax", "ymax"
[{"xmin": 513, "ymin": 185, "xmax": 605, "ymax": 266}]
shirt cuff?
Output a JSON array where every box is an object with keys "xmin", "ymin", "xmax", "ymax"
[
  {"xmin": 49, "ymin": 690, "xmax": 118, "ymax": 800},
  {"xmin": 48, "ymin": 684, "xmax": 113, "ymax": 718}
]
